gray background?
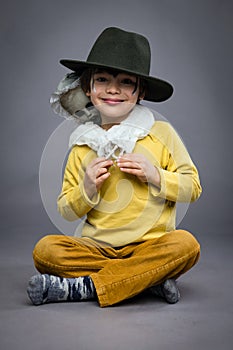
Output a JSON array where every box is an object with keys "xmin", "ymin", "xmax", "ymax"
[{"xmin": 1, "ymin": 0, "xmax": 232, "ymax": 349}]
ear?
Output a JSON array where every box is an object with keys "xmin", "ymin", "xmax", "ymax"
[
  {"xmin": 137, "ymin": 92, "xmax": 145, "ymax": 104},
  {"xmin": 139, "ymin": 92, "xmax": 145, "ymax": 100},
  {"xmin": 86, "ymin": 91, "xmax": 91, "ymax": 97}
]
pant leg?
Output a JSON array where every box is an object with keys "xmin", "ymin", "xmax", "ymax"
[
  {"xmin": 32, "ymin": 234, "xmax": 118, "ymax": 277},
  {"xmin": 90, "ymin": 230, "xmax": 200, "ymax": 307}
]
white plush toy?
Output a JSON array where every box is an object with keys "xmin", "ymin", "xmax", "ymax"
[{"xmin": 50, "ymin": 73, "xmax": 90, "ymax": 120}]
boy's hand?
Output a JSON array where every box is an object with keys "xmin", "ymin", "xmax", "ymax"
[
  {"xmin": 84, "ymin": 157, "xmax": 113, "ymax": 199},
  {"xmin": 117, "ymin": 153, "xmax": 161, "ymax": 187}
]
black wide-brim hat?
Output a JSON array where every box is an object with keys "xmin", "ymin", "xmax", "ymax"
[{"xmin": 60, "ymin": 27, "xmax": 173, "ymax": 102}]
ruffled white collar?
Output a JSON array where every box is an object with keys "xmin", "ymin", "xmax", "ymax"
[{"xmin": 69, "ymin": 105, "xmax": 155, "ymax": 158}]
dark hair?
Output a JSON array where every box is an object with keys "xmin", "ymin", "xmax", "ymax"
[{"xmin": 80, "ymin": 68, "xmax": 147, "ymax": 103}]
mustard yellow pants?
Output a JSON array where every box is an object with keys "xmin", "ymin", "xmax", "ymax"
[{"xmin": 32, "ymin": 230, "xmax": 200, "ymax": 307}]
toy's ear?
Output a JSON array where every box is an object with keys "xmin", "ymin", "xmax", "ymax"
[{"xmin": 60, "ymin": 86, "xmax": 90, "ymax": 115}]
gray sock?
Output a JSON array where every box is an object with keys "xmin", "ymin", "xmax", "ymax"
[
  {"xmin": 150, "ymin": 279, "xmax": 180, "ymax": 304},
  {"xmin": 27, "ymin": 274, "xmax": 96, "ymax": 305}
]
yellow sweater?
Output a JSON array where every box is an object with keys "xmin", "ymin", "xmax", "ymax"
[{"xmin": 57, "ymin": 121, "xmax": 202, "ymax": 247}]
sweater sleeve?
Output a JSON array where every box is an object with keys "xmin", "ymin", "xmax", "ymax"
[
  {"xmin": 150, "ymin": 122, "xmax": 202, "ymax": 203},
  {"xmin": 57, "ymin": 146, "xmax": 100, "ymax": 221}
]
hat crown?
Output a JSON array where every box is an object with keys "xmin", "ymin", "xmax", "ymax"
[{"xmin": 86, "ymin": 27, "xmax": 151, "ymax": 75}]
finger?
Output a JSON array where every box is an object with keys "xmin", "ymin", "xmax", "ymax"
[
  {"xmin": 118, "ymin": 163, "xmax": 141, "ymax": 171},
  {"xmin": 102, "ymin": 159, "xmax": 114, "ymax": 168},
  {"xmin": 120, "ymin": 167, "xmax": 148, "ymax": 182},
  {"xmin": 94, "ymin": 159, "xmax": 113, "ymax": 169},
  {"xmin": 118, "ymin": 154, "xmax": 133, "ymax": 162},
  {"xmin": 96, "ymin": 172, "xmax": 111, "ymax": 189},
  {"xmin": 119, "ymin": 167, "xmax": 145, "ymax": 178},
  {"xmin": 117, "ymin": 159, "xmax": 141, "ymax": 169},
  {"xmin": 117, "ymin": 154, "xmax": 144, "ymax": 166},
  {"xmin": 97, "ymin": 171, "xmax": 111, "ymax": 182},
  {"xmin": 96, "ymin": 167, "xmax": 109, "ymax": 178},
  {"xmin": 90, "ymin": 157, "xmax": 113, "ymax": 167}
]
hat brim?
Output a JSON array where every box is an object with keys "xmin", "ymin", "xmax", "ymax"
[{"xmin": 60, "ymin": 59, "xmax": 173, "ymax": 103}]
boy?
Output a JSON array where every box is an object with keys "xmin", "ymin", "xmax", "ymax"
[{"xmin": 27, "ymin": 27, "xmax": 202, "ymax": 307}]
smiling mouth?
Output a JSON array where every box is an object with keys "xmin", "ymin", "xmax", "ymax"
[{"xmin": 102, "ymin": 98, "xmax": 124, "ymax": 104}]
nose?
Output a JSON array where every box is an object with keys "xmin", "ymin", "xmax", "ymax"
[{"xmin": 106, "ymin": 80, "xmax": 120, "ymax": 94}]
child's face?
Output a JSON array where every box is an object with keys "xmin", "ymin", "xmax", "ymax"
[{"xmin": 86, "ymin": 70, "xmax": 142, "ymax": 124}]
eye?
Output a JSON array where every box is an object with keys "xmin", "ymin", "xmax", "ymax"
[
  {"xmin": 95, "ymin": 77, "xmax": 107, "ymax": 82},
  {"xmin": 121, "ymin": 78, "xmax": 136, "ymax": 86}
]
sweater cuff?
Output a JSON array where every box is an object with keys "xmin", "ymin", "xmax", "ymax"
[
  {"xmin": 149, "ymin": 167, "xmax": 165, "ymax": 198},
  {"xmin": 150, "ymin": 167, "xmax": 179, "ymax": 200},
  {"xmin": 79, "ymin": 182, "xmax": 100, "ymax": 208},
  {"xmin": 150, "ymin": 167, "xmax": 195, "ymax": 203}
]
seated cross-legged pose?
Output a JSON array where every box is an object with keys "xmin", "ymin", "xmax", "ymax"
[{"xmin": 27, "ymin": 27, "xmax": 202, "ymax": 307}]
